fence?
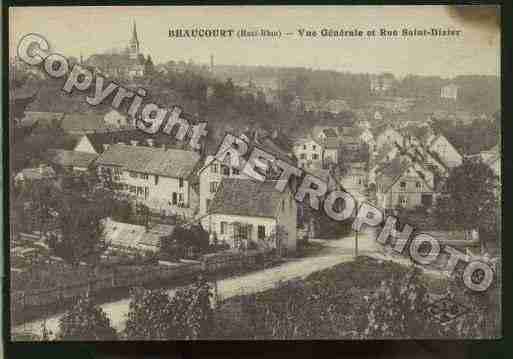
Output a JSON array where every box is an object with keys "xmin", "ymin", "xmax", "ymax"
[{"xmin": 11, "ymin": 261, "xmax": 203, "ymax": 315}]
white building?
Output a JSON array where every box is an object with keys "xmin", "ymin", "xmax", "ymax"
[
  {"xmin": 197, "ymin": 155, "xmax": 252, "ymax": 216},
  {"xmin": 201, "ymin": 179, "xmax": 297, "ymax": 254},
  {"xmin": 95, "ymin": 144, "xmax": 201, "ymax": 215},
  {"xmin": 293, "ymin": 137, "xmax": 324, "ymax": 169},
  {"xmin": 424, "ymin": 133, "xmax": 462, "ymax": 169},
  {"xmin": 441, "ymin": 83, "xmax": 459, "ymax": 100}
]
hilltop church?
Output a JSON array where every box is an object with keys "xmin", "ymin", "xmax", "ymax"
[{"xmin": 85, "ymin": 21, "xmax": 152, "ymax": 79}]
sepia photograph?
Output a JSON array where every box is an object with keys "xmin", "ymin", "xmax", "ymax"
[{"xmin": 7, "ymin": 4, "xmax": 501, "ymax": 343}]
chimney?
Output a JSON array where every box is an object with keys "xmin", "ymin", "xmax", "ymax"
[
  {"xmin": 146, "ymin": 139, "xmax": 154, "ymax": 147},
  {"xmin": 130, "ymin": 140, "xmax": 138, "ymax": 146}
]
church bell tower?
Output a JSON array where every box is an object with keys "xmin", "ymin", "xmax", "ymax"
[{"xmin": 128, "ymin": 20, "xmax": 140, "ymax": 59}]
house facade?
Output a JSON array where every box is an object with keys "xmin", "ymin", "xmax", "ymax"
[
  {"xmin": 197, "ymin": 155, "xmax": 251, "ymax": 216},
  {"xmin": 376, "ymin": 158, "xmax": 436, "ymax": 211},
  {"xmin": 95, "ymin": 144, "xmax": 200, "ymax": 215},
  {"xmin": 425, "ymin": 134, "xmax": 462, "ymax": 169},
  {"xmin": 201, "ymin": 179, "xmax": 297, "ymax": 254},
  {"xmin": 293, "ymin": 137, "xmax": 324, "ymax": 169}
]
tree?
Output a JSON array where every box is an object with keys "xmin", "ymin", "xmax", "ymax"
[
  {"xmin": 160, "ymin": 223, "xmax": 209, "ymax": 260},
  {"xmin": 125, "ymin": 287, "xmax": 174, "ymax": 339},
  {"xmin": 49, "ymin": 194, "xmax": 108, "ymax": 268},
  {"xmin": 434, "ymin": 158, "xmax": 498, "ymax": 244},
  {"xmin": 57, "ymin": 293, "xmax": 117, "ymax": 340}
]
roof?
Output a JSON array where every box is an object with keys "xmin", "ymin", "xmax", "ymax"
[
  {"xmin": 82, "ymin": 130, "xmax": 190, "ymax": 153},
  {"xmin": 208, "ymin": 178, "xmax": 286, "ymax": 218},
  {"xmin": 376, "ymin": 157, "xmax": 412, "ymax": 193},
  {"xmin": 86, "ymin": 53, "xmax": 145, "ymax": 69},
  {"xmin": 45, "ymin": 149, "xmax": 98, "ymax": 169},
  {"xmin": 15, "ymin": 166, "xmax": 56, "ymax": 182},
  {"xmin": 103, "ymin": 218, "xmax": 175, "ymax": 251},
  {"xmin": 20, "ymin": 111, "xmax": 64, "ymax": 128},
  {"xmin": 96, "ymin": 144, "xmax": 200, "ymax": 178},
  {"xmin": 60, "ymin": 113, "xmax": 118, "ymax": 133}
]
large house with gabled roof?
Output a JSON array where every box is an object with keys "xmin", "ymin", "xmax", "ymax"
[
  {"xmin": 95, "ymin": 144, "xmax": 201, "ymax": 215},
  {"xmin": 375, "ymin": 157, "xmax": 437, "ymax": 211}
]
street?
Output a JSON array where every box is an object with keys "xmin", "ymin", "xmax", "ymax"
[{"xmin": 12, "ymin": 231, "xmax": 379, "ymax": 338}]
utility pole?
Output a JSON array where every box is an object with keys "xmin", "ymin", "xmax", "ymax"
[{"xmin": 354, "ymin": 229, "xmax": 359, "ymax": 258}]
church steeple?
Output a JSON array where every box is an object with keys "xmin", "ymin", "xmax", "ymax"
[{"xmin": 128, "ymin": 20, "xmax": 140, "ymax": 59}]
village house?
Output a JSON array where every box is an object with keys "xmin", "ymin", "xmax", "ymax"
[
  {"xmin": 441, "ymin": 83, "xmax": 459, "ymax": 100},
  {"xmin": 201, "ymin": 179, "xmax": 297, "ymax": 255},
  {"xmin": 337, "ymin": 161, "xmax": 368, "ymax": 203},
  {"xmin": 197, "ymin": 154, "xmax": 251, "ymax": 216},
  {"xmin": 95, "ymin": 144, "xmax": 201, "ymax": 215},
  {"xmin": 293, "ymin": 136, "xmax": 324, "ymax": 170},
  {"xmin": 375, "ymin": 157, "xmax": 437, "ymax": 211},
  {"xmin": 44, "ymin": 149, "xmax": 98, "ymax": 173},
  {"xmin": 423, "ymin": 133, "xmax": 463, "ymax": 169},
  {"xmin": 73, "ymin": 129, "xmax": 191, "ymax": 155}
]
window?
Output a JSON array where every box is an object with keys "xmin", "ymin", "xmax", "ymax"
[
  {"xmin": 312, "ymin": 154, "xmax": 319, "ymax": 160},
  {"xmin": 313, "ymin": 145, "xmax": 317, "ymax": 150},
  {"xmin": 154, "ymin": 175, "xmax": 159, "ymax": 185},
  {"xmin": 141, "ymin": 173, "xmax": 148, "ymax": 180},
  {"xmin": 220, "ymin": 221, "xmax": 227, "ymax": 235},
  {"xmin": 400, "ymin": 181, "xmax": 406, "ymax": 190},
  {"xmin": 258, "ymin": 225, "xmax": 266, "ymax": 240},
  {"xmin": 222, "ymin": 165, "xmax": 230, "ymax": 176},
  {"xmin": 144, "ymin": 187, "xmax": 149, "ymax": 199},
  {"xmin": 179, "ymin": 177, "xmax": 184, "ymax": 188},
  {"xmin": 178, "ymin": 193, "xmax": 184, "ymax": 202},
  {"xmin": 282, "ymin": 199, "xmax": 285, "ymax": 212},
  {"xmin": 415, "ymin": 182, "xmax": 421, "ymax": 189},
  {"xmin": 137, "ymin": 187, "xmax": 144, "ymax": 196},
  {"xmin": 212, "ymin": 164, "xmax": 218, "ymax": 173},
  {"xmin": 172, "ymin": 192, "xmax": 177, "ymax": 205},
  {"xmin": 300, "ymin": 154, "xmax": 306, "ymax": 159},
  {"xmin": 206, "ymin": 199, "xmax": 211, "ymax": 210},
  {"xmin": 130, "ymin": 171, "xmax": 138, "ymax": 178},
  {"xmin": 210, "ymin": 182, "xmax": 219, "ymax": 193},
  {"xmin": 232, "ymin": 168, "xmax": 240, "ymax": 175},
  {"xmin": 303, "ymin": 145, "xmax": 307, "ymax": 150}
]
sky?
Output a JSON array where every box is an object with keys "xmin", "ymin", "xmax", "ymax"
[{"xmin": 9, "ymin": 5, "xmax": 500, "ymax": 78}]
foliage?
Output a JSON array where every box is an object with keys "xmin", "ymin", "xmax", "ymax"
[
  {"xmin": 57, "ymin": 294, "xmax": 117, "ymax": 340},
  {"xmin": 124, "ymin": 276, "xmax": 214, "ymax": 339},
  {"xmin": 434, "ymin": 158, "xmax": 498, "ymax": 240},
  {"xmin": 48, "ymin": 192, "xmax": 109, "ymax": 268},
  {"xmin": 160, "ymin": 223, "xmax": 210, "ymax": 260}
]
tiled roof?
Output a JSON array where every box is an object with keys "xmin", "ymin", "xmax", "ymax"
[
  {"xmin": 19, "ymin": 111, "xmax": 64, "ymax": 128},
  {"xmin": 83, "ymin": 130, "xmax": 190, "ymax": 153},
  {"xmin": 208, "ymin": 178, "xmax": 285, "ymax": 218},
  {"xmin": 376, "ymin": 157, "xmax": 411, "ymax": 193},
  {"xmin": 96, "ymin": 144, "xmax": 200, "ymax": 179},
  {"xmin": 60, "ymin": 113, "xmax": 118, "ymax": 133},
  {"xmin": 45, "ymin": 149, "xmax": 98, "ymax": 169}
]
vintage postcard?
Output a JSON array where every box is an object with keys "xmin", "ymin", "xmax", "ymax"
[{"xmin": 8, "ymin": 5, "xmax": 501, "ymax": 342}]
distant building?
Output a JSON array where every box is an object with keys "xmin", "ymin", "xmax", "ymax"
[
  {"xmin": 293, "ymin": 137, "xmax": 324, "ymax": 169},
  {"xmin": 44, "ymin": 149, "xmax": 98, "ymax": 173},
  {"xmin": 441, "ymin": 83, "xmax": 459, "ymax": 100},
  {"xmin": 85, "ymin": 21, "xmax": 148, "ymax": 79},
  {"xmin": 201, "ymin": 179, "xmax": 297, "ymax": 254},
  {"xmin": 370, "ymin": 73, "xmax": 395, "ymax": 93}
]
